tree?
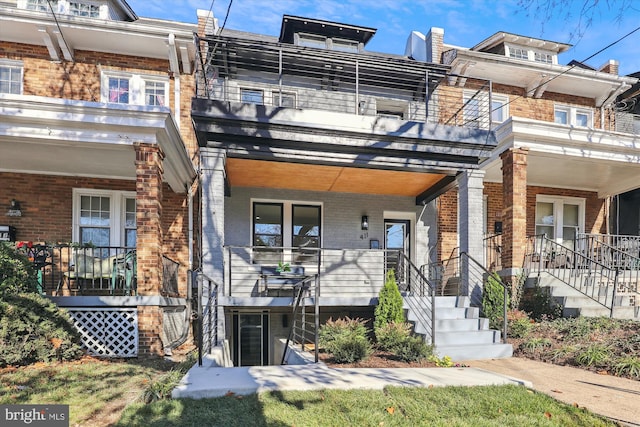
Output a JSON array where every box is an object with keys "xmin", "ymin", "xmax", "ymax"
[{"xmin": 374, "ymin": 269, "xmax": 405, "ymax": 332}]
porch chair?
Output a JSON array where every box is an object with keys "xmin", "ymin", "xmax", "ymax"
[
  {"xmin": 62, "ymin": 250, "xmax": 114, "ymax": 294},
  {"xmin": 110, "ymin": 250, "xmax": 136, "ymax": 296}
]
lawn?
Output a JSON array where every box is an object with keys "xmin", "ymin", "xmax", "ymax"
[{"xmin": 116, "ymin": 385, "xmax": 615, "ymax": 427}]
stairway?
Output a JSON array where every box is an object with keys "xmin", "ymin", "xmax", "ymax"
[
  {"xmin": 404, "ymin": 295, "xmax": 513, "ymax": 361},
  {"xmin": 527, "ymin": 272, "xmax": 640, "ymax": 319}
]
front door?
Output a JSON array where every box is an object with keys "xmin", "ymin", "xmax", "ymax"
[
  {"xmin": 385, "ymin": 220, "xmax": 410, "ymax": 280},
  {"xmin": 535, "ymin": 197, "xmax": 583, "ymax": 247}
]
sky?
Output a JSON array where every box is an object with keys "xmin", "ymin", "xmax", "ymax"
[{"xmin": 127, "ymin": 0, "xmax": 640, "ymax": 76}]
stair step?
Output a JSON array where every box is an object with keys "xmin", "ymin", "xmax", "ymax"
[
  {"xmin": 434, "ymin": 306, "xmax": 479, "ymax": 319},
  {"xmin": 434, "ymin": 343, "xmax": 513, "ymax": 362},
  {"xmin": 433, "ymin": 296, "xmax": 470, "ymax": 308},
  {"xmin": 435, "ymin": 330, "xmax": 501, "ymax": 346},
  {"xmin": 435, "ymin": 318, "xmax": 489, "ymax": 331}
]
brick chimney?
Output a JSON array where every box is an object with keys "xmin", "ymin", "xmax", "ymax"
[
  {"xmin": 426, "ymin": 27, "xmax": 444, "ymax": 64},
  {"xmin": 599, "ymin": 59, "xmax": 619, "ymax": 75},
  {"xmin": 197, "ymin": 9, "xmax": 219, "ymax": 36}
]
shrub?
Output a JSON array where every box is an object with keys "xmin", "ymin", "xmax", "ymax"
[
  {"xmin": 375, "ymin": 321, "xmax": 411, "ymax": 352},
  {"xmin": 521, "ymin": 285, "xmax": 563, "ymax": 321},
  {"xmin": 0, "ymin": 243, "xmax": 39, "ymax": 296},
  {"xmin": 428, "ymin": 354, "xmax": 453, "ymax": 367},
  {"xmin": 319, "ymin": 317, "xmax": 372, "ymax": 363},
  {"xmin": 507, "ymin": 309, "xmax": 532, "ymax": 338},
  {"xmin": 0, "ymin": 293, "xmax": 83, "ymax": 366},
  {"xmin": 613, "ymin": 356, "xmax": 640, "ymax": 379},
  {"xmin": 142, "ymin": 352, "xmax": 197, "ymax": 403},
  {"xmin": 482, "ymin": 273, "xmax": 508, "ymax": 330},
  {"xmin": 519, "ymin": 337, "xmax": 552, "ymax": 353},
  {"xmin": 394, "ymin": 335, "xmax": 433, "ymax": 363},
  {"xmin": 574, "ymin": 344, "xmax": 610, "ymax": 367},
  {"xmin": 374, "ymin": 269, "xmax": 405, "ymax": 332}
]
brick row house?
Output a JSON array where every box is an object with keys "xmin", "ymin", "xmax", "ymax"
[{"xmin": 0, "ymin": 0, "xmax": 197, "ymax": 357}]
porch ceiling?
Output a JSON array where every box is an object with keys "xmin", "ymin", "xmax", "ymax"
[{"xmin": 226, "ymin": 158, "xmax": 446, "ymax": 197}]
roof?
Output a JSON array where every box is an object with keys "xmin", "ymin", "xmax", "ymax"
[
  {"xmin": 472, "ymin": 31, "xmax": 572, "ymax": 54},
  {"xmin": 279, "ymin": 15, "xmax": 376, "ymax": 45}
]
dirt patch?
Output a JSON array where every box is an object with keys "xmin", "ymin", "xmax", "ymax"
[{"xmin": 318, "ymin": 350, "xmax": 441, "ymax": 368}]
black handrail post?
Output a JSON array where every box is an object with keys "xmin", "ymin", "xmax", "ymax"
[{"xmin": 314, "ymin": 273, "xmax": 320, "ymax": 363}]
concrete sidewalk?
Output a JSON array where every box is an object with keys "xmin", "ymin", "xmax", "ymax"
[
  {"xmin": 465, "ymin": 358, "xmax": 640, "ymax": 427},
  {"xmin": 172, "ymin": 354, "xmax": 531, "ymax": 400}
]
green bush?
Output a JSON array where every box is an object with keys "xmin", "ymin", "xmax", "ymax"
[
  {"xmin": 521, "ymin": 285, "xmax": 563, "ymax": 321},
  {"xmin": 0, "ymin": 293, "xmax": 83, "ymax": 367},
  {"xmin": 0, "ymin": 243, "xmax": 39, "ymax": 296},
  {"xmin": 394, "ymin": 335, "xmax": 433, "ymax": 363},
  {"xmin": 375, "ymin": 321, "xmax": 411, "ymax": 352},
  {"xmin": 482, "ymin": 273, "xmax": 508, "ymax": 330},
  {"xmin": 374, "ymin": 269, "xmax": 405, "ymax": 332},
  {"xmin": 319, "ymin": 317, "xmax": 372, "ymax": 363},
  {"xmin": 574, "ymin": 344, "xmax": 610, "ymax": 367},
  {"xmin": 507, "ymin": 309, "xmax": 532, "ymax": 338}
]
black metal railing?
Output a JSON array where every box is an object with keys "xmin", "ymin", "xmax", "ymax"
[
  {"xmin": 193, "ymin": 270, "xmax": 220, "ymax": 367},
  {"xmin": 484, "ymin": 233, "xmax": 502, "ymax": 272},
  {"xmin": 525, "ymin": 234, "xmax": 640, "ymax": 317},
  {"xmin": 281, "ymin": 274, "xmax": 320, "ymax": 364},
  {"xmin": 426, "ymin": 251, "xmax": 508, "ymax": 344},
  {"xmin": 576, "ymin": 233, "xmax": 640, "ymax": 270},
  {"xmin": 15, "ymin": 244, "xmax": 137, "ymax": 296},
  {"xmin": 396, "ymin": 251, "xmax": 435, "ymax": 344}
]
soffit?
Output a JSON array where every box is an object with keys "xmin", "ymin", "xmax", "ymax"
[{"xmin": 226, "ymin": 158, "xmax": 446, "ymax": 197}]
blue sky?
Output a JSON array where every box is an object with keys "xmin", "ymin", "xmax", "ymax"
[{"xmin": 127, "ymin": 0, "xmax": 640, "ymax": 76}]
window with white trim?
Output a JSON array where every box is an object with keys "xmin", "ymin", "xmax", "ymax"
[
  {"xmin": 505, "ymin": 43, "xmax": 557, "ymax": 64},
  {"xmin": 240, "ymin": 88, "xmax": 264, "ymax": 105},
  {"xmin": 297, "ymin": 33, "xmax": 327, "ymax": 49},
  {"xmin": 509, "ymin": 47, "xmax": 528, "ymax": 60},
  {"xmin": 554, "ymin": 105, "xmax": 593, "ymax": 128},
  {"xmin": 491, "ymin": 95, "xmax": 509, "ymax": 124},
  {"xmin": 73, "ymin": 189, "xmax": 136, "ymax": 248},
  {"xmin": 535, "ymin": 195, "xmax": 584, "ymax": 247},
  {"xmin": 463, "ymin": 90, "xmax": 490, "ymax": 129},
  {"xmin": 534, "ymin": 51, "xmax": 553, "ymax": 64},
  {"xmin": 0, "ymin": 61, "xmax": 23, "ymax": 95},
  {"xmin": 101, "ymin": 72, "xmax": 168, "ymax": 107}
]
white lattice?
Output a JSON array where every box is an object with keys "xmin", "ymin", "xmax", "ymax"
[{"xmin": 66, "ymin": 308, "xmax": 138, "ymax": 357}]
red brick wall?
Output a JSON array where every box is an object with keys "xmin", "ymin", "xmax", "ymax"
[{"xmin": 437, "ymin": 188, "xmax": 458, "ymax": 261}]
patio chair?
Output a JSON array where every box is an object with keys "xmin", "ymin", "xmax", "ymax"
[
  {"xmin": 111, "ymin": 250, "xmax": 136, "ymax": 295},
  {"xmin": 62, "ymin": 250, "xmax": 114, "ymax": 294}
]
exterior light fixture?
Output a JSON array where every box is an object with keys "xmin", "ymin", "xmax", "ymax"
[
  {"xmin": 6, "ymin": 199, "xmax": 22, "ymax": 217},
  {"xmin": 361, "ymin": 215, "xmax": 369, "ymax": 230}
]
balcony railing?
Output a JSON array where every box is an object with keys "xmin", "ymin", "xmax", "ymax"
[
  {"xmin": 195, "ymin": 34, "xmax": 494, "ymax": 129},
  {"xmin": 17, "ymin": 244, "xmax": 137, "ymax": 296}
]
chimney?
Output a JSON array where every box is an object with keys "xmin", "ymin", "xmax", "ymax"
[
  {"xmin": 197, "ymin": 9, "xmax": 219, "ymax": 36},
  {"xmin": 426, "ymin": 27, "xmax": 444, "ymax": 63},
  {"xmin": 599, "ymin": 59, "xmax": 619, "ymax": 75}
]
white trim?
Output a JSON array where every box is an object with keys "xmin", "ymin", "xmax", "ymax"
[
  {"xmin": 0, "ymin": 60, "xmax": 24, "ymax": 95},
  {"xmin": 72, "ymin": 188, "xmax": 135, "ymax": 246},
  {"xmin": 100, "ymin": 70, "xmax": 169, "ymax": 106},
  {"xmin": 554, "ymin": 104, "xmax": 593, "ymax": 128}
]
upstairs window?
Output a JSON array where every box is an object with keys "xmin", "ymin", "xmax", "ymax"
[
  {"xmin": 506, "ymin": 44, "xmax": 557, "ymax": 64},
  {"xmin": 0, "ymin": 61, "xmax": 23, "ymax": 95},
  {"xmin": 273, "ymin": 91, "xmax": 296, "ymax": 108},
  {"xmin": 534, "ymin": 52, "xmax": 553, "ymax": 64},
  {"xmin": 491, "ymin": 95, "xmax": 509, "ymax": 124},
  {"xmin": 332, "ymin": 39, "xmax": 359, "ymax": 53},
  {"xmin": 240, "ymin": 88, "xmax": 264, "ymax": 105},
  {"xmin": 298, "ymin": 33, "xmax": 327, "ymax": 49},
  {"xmin": 509, "ymin": 47, "xmax": 528, "ymax": 60},
  {"xmin": 68, "ymin": 1, "xmax": 100, "ymax": 17},
  {"xmin": 101, "ymin": 72, "xmax": 168, "ymax": 107},
  {"xmin": 554, "ymin": 105, "xmax": 592, "ymax": 128},
  {"xmin": 25, "ymin": 0, "xmax": 57, "ymax": 11}
]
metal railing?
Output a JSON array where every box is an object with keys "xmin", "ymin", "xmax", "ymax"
[
  {"xmin": 525, "ymin": 235, "xmax": 616, "ymax": 313},
  {"xmin": 397, "ymin": 251, "xmax": 435, "ymax": 344},
  {"xmin": 281, "ymin": 274, "xmax": 320, "ymax": 364},
  {"xmin": 195, "ymin": 34, "xmax": 494, "ymax": 129},
  {"xmin": 14, "ymin": 244, "xmax": 137, "ymax": 296},
  {"xmin": 425, "ymin": 251, "xmax": 508, "ymax": 344},
  {"xmin": 576, "ymin": 233, "xmax": 640, "ymax": 270},
  {"xmin": 193, "ymin": 270, "xmax": 220, "ymax": 367},
  {"xmin": 483, "ymin": 233, "xmax": 502, "ymax": 272}
]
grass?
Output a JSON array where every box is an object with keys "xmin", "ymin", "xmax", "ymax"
[
  {"xmin": 0, "ymin": 356, "xmax": 177, "ymax": 426},
  {"xmin": 116, "ymin": 385, "xmax": 616, "ymax": 427}
]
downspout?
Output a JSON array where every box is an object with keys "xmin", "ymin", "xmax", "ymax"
[{"xmin": 168, "ymin": 33, "xmax": 181, "ymax": 130}]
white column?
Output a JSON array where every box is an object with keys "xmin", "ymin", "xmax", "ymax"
[{"xmin": 201, "ymin": 148, "xmax": 226, "ymax": 286}]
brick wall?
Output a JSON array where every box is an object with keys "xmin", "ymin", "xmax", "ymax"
[{"xmin": 437, "ymin": 188, "xmax": 458, "ymax": 261}]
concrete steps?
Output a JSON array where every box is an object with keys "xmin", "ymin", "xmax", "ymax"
[{"xmin": 403, "ymin": 295, "xmax": 512, "ymax": 362}]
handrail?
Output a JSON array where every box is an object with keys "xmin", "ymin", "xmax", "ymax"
[
  {"xmin": 525, "ymin": 234, "xmax": 615, "ymax": 313},
  {"xmin": 396, "ymin": 251, "xmax": 435, "ymax": 345},
  {"xmin": 281, "ymin": 274, "xmax": 320, "ymax": 364},
  {"xmin": 192, "ymin": 269, "xmax": 221, "ymax": 367}
]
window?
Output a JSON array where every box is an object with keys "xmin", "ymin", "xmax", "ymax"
[
  {"xmin": 68, "ymin": 1, "xmax": 100, "ymax": 17},
  {"xmin": 534, "ymin": 52, "xmax": 553, "ymax": 64},
  {"xmin": 273, "ymin": 91, "xmax": 296, "ymax": 108},
  {"xmin": 491, "ymin": 95, "xmax": 509, "ymax": 124},
  {"xmin": 108, "ymin": 77, "xmax": 129, "ymax": 104},
  {"xmin": 252, "ymin": 201, "xmax": 321, "ymax": 265},
  {"xmin": 144, "ymin": 80, "xmax": 166, "ymax": 106},
  {"xmin": 509, "ymin": 47, "xmax": 528, "ymax": 60},
  {"xmin": 332, "ymin": 39, "xmax": 359, "ymax": 53},
  {"xmin": 554, "ymin": 105, "xmax": 592, "ymax": 128},
  {"xmin": 101, "ymin": 72, "xmax": 169, "ymax": 107},
  {"xmin": 463, "ymin": 91, "xmax": 491, "ymax": 129},
  {"xmin": 25, "ymin": 0, "xmax": 57, "ymax": 11},
  {"xmin": 535, "ymin": 196, "xmax": 584, "ymax": 247},
  {"xmin": 240, "ymin": 88, "xmax": 263, "ymax": 105},
  {"xmin": 0, "ymin": 62, "xmax": 22, "ymax": 95},
  {"xmin": 298, "ymin": 33, "xmax": 327, "ymax": 49},
  {"xmin": 73, "ymin": 189, "xmax": 136, "ymax": 248}
]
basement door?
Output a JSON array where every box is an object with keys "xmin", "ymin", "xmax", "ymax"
[{"xmin": 231, "ymin": 311, "xmax": 269, "ymax": 366}]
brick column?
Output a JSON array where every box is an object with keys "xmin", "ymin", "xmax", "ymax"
[
  {"xmin": 500, "ymin": 148, "xmax": 528, "ymax": 274},
  {"xmin": 134, "ymin": 142, "xmax": 165, "ymax": 356},
  {"xmin": 457, "ymin": 169, "xmax": 485, "ymax": 299}
]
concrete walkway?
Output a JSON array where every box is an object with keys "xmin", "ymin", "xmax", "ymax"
[
  {"xmin": 465, "ymin": 358, "xmax": 640, "ymax": 427},
  {"xmin": 172, "ymin": 354, "xmax": 531, "ymax": 400}
]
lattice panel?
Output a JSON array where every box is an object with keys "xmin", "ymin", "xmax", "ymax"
[{"xmin": 66, "ymin": 308, "xmax": 138, "ymax": 357}]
